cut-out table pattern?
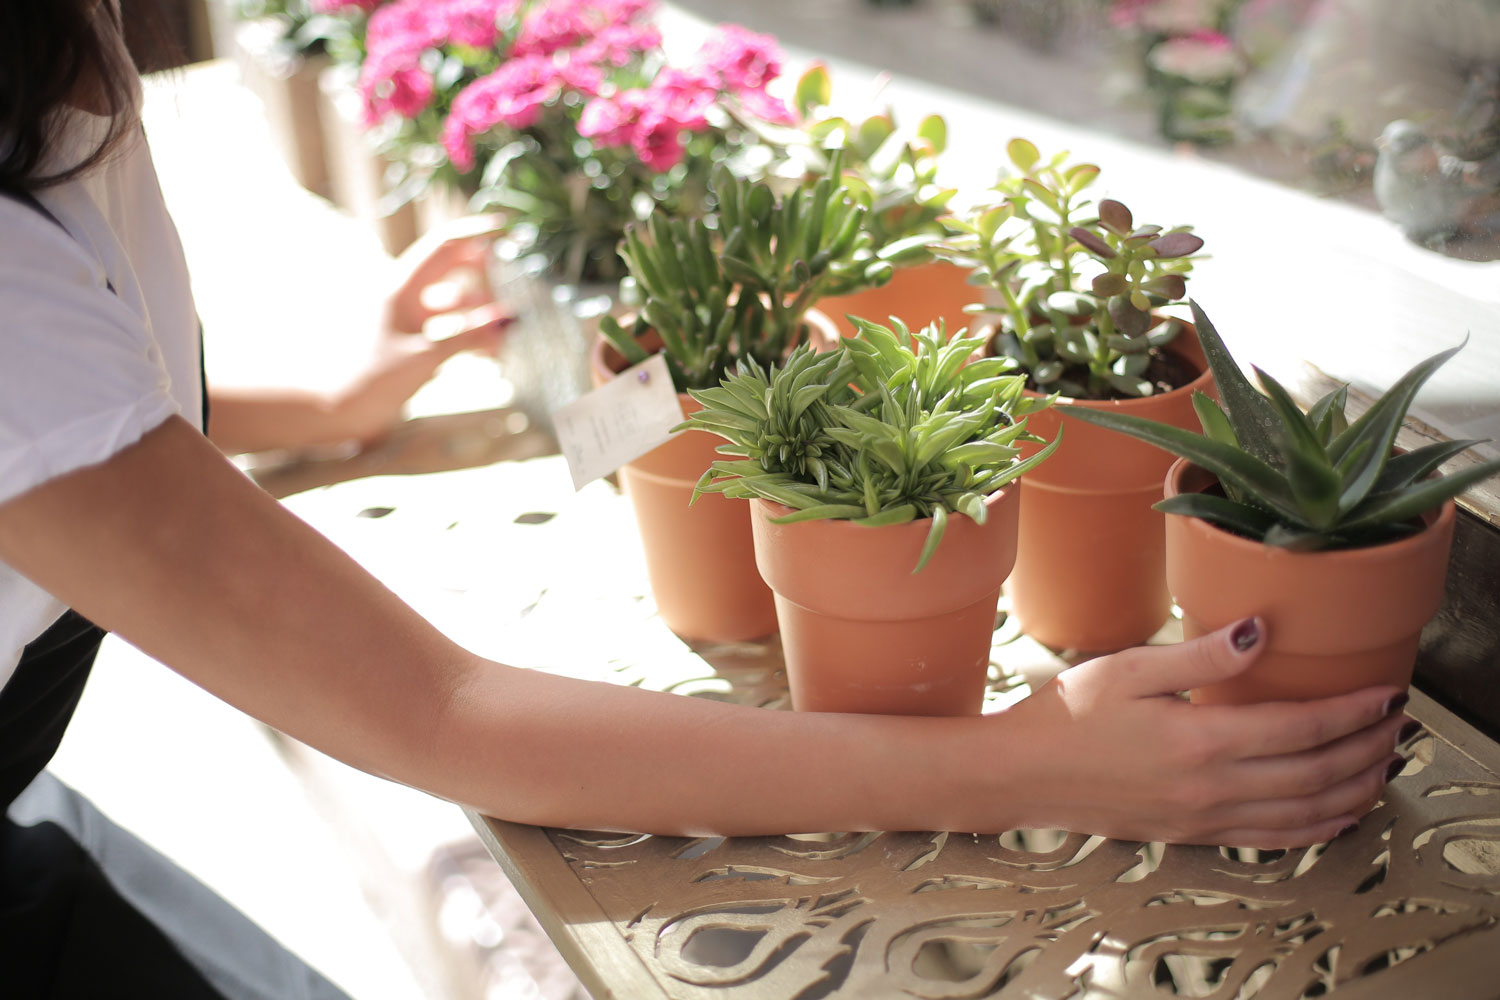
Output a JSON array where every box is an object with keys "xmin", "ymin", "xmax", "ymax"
[{"xmin": 284, "ymin": 456, "xmax": 1500, "ymax": 999}]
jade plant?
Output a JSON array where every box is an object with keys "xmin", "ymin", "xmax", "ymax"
[
  {"xmin": 1068, "ymin": 302, "xmax": 1500, "ymax": 550},
  {"xmin": 935, "ymin": 138, "xmax": 1205, "ymax": 400},
  {"xmin": 679, "ymin": 320, "xmax": 1061, "ymax": 570},
  {"xmin": 598, "ymin": 152, "xmax": 891, "ymax": 392}
]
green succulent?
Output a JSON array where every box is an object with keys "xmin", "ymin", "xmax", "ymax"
[
  {"xmin": 679, "ymin": 320, "xmax": 1061, "ymax": 571},
  {"xmin": 599, "ymin": 152, "xmax": 890, "ymax": 392},
  {"xmin": 737, "ymin": 64, "xmax": 958, "ymax": 291},
  {"xmin": 935, "ymin": 138, "xmax": 1204, "ymax": 400},
  {"xmin": 1068, "ymin": 302, "xmax": 1500, "ymax": 551}
]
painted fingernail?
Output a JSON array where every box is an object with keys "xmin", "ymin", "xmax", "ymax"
[
  {"xmin": 1336, "ymin": 823, "xmax": 1359, "ymax": 839},
  {"xmin": 1383, "ymin": 692, "xmax": 1410, "ymax": 716},
  {"xmin": 1385, "ymin": 759, "xmax": 1405, "ymax": 782},
  {"xmin": 1396, "ymin": 721, "xmax": 1422, "ymax": 746},
  {"xmin": 1230, "ymin": 616, "xmax": 1261, "ymax": 652}
]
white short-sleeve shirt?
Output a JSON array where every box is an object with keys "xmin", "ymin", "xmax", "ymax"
[{"xmin": 0, "ymin": 113, "xmax": 202, "ymax": 690}]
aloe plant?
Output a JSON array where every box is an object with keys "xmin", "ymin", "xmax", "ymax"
[
  {"xmin": 598, "ymin": 152, "xmax": 890, "ymax": 392},
  {"xmin": 1068, "ymin": 301, "xmax": 1500, "ymax": 550},
  {"xmin": 935, "ymin": 138, "xmax": 1205, "ymax": 400},
  {"xmin": 679, "ymin": 321, "xmax": 1061, "ymax": 571}
]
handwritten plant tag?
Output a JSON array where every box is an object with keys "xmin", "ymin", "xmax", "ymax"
[{"xmin": 553, "ymin": 353, "xmax": 684, "ymax": 490}]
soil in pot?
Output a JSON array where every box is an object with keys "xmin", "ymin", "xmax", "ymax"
[
  {"xmin": 1003, "ymin": 321, "xmax": 1214, "ymax": 652},
  {"xmin": 1165, "ymin": 459, "xmax": 1457, "ymax": 704},
  {"xmin": 750, "ymin": 489, "xmax": 1021, "ymax": 716}
]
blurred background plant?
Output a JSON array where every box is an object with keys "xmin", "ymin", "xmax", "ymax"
[
  {"xmin": 1108, "ymin": 0, "xmax": 1316, "ymax": 146},
  {"xmin": 340, "ymin": 0, "xmax": 797, "ymax": 284},
  {"xmin": 937, "ymin": 138, "xmax": 1205, "ymax": 400},
  {"xmin": 229, "ymin": 0, "xmax": 378, "ymax": 61}
]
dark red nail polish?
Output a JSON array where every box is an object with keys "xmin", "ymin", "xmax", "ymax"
[
  {"xmin": 1385, "ymin": 759, "xmax": 1404, "ymax": 782},
  {"xmin": 1397, "ymin": 721, "xmax": 1422, "ymax": 744},
  {"xmin": 1384, "ymin": 692, "xmax": 1410, "ymax": 716},
  {"xmin": 1230, "ymin": 617, "xmax": 1260, "ymax": 652},
  {"xmin": 1336, "ymin": 823, "xmax": 1358, "ymax": 838}
]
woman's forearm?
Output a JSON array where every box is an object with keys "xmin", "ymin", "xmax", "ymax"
[
  {"xmin": 206, "ymin": 386, "xmax": 352, "ymax": 455},
  {"xmin": 0, "ymin": 418, "xmax": 1407, "ymax": 845}
]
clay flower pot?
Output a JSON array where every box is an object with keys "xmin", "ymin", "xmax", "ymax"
[
  {"xmin": 1004, "ymin": 323, "xmax": 1212, "ymax": 652},
  {"xmin": 1166, "ymin": 459, "xmax": 1457, "ymax": 705},
  {"xmin": 750, "ymin": 489, "xmax": 1021, "ymax": 716},
  {"xmin": 815, "ymin": 260, "xmax": 979, "ymax": 341},
  {"xmin": 589, "ymin": 314, "xmax": 837, "ymax": 643}
]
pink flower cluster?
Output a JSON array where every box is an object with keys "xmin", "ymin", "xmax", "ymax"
[
  {"xmin": 359, "ymin": 0, "xmax": 522, "ymax": 123},
  {"xmin": 575, "ymin": 25, "xmax": 792, "ymax": 173}
]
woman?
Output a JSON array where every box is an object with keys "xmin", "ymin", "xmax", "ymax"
[{"xmin": 0, "ymin": 1, "xmax": 1411, "ymax": 994}]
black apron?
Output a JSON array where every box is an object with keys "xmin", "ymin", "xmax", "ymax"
[{"xmin": 0, "ymin": 188, "xmax": 349, "ymax": 999}]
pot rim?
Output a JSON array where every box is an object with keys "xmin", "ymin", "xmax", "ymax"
[
  {"xmin": 753, "ymin": 487, "xmax": 1014, "ymax": 539},
  {"xmin": 1164, "ymin": 456, "xmax": 1457, "ymax": 562}
]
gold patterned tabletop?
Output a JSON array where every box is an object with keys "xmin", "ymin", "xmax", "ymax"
[{"xmin": 282, "ymin": 454, "xmax": 1500, "ymax": 1000}]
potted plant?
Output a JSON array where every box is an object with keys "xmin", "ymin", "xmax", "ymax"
[
  {"xmin": 935, "ymin": 138, "xmax": 1212, "ymax": 651},
  {"xmin": 680, "ymin": 320, "xmax": 1060, "ymax": 715},
  {"xmin": 347, "ymin": 1, "xmax": 798, "ymax": 418},
  {"xmin": 761, "ymin": 64, "xmax": 971, "ymax": 340},
  {"xmin": 1068, "ymin": 301, "xmax": 1500, "ymax": 703},
  {"xmin": 589, "ymin": 156, "xmax": 886, "ymax": 643}
]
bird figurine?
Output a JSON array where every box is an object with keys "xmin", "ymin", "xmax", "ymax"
[{"xmin": 1374, "ymin": 117, "xmax": 1500, "ymax": 246}]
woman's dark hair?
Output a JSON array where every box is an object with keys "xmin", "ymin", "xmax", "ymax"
[{"xmin": 0, "ymin": 1, "xmax": 181, "ymax": 192}]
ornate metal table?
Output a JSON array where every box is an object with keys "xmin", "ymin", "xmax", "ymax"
[{"xmin": 283, "ymin": 454, "xmax": 1500, "ymax": 1000}]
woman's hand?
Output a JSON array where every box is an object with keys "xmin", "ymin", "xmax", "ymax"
[
  {"xmin": 208, "ymin": 216, "xmax": 515, "ymax": 455},
  {"xmin": 333, "ymin": 215, "xmax": 515, "ymax": 445},
  {"xmin": 991, "ymin": 617, "xmax": 1411, "ymax": 848}
]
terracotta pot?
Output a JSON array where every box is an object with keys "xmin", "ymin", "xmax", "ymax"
[
  {"xmin": 1166, "ymin": 460, "xmax": 1457, "ymax": 704},
  {"xmin": 1003, "ymin": 322, "xmax": 1213, "ymax": 652},
  {"xmin": 589, "ymin": 313, "xmax": 837, "ymax": 643},
  {"xmin": 816, "ymin": 260, "xmax": 980, "ymax": 341},
  {"xmin": 751, "ymin": 489, "xmax": 1020, "ymax": 716}
]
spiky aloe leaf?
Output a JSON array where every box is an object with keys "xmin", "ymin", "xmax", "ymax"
[
  {"xmin": 1066, "ymin": 407, "xmax": 1304, "ymax": 524},
  {"xmin": 1339, "ymin": 458, "xmax": 1500, "ymax": 533},
  {"xmin": 1254, "ymin": 367, "xmax": 1341, "ymax": 526},
  {"xmin": 1189, "ymin": 301, "xmax": 1282, "ymax": 467},
  {"xmin": 1156, "ymin": 492, "xmax": 1279, "ymax": 539},
  {"xmin": 1306, "ymin": 384, "xmax": 1349, "ymax": 445},
  {"xmin": 1374, "ymin": 439, "xmax": 1488, "ymax": 493},
  {"xmin": 1328, "ymin": 342, "xmax": 1464, "ymax": 467}
]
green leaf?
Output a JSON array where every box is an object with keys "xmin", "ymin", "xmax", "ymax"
[
  {"xmin": 1306, "ymin": 385, "xmax": 1349, "ymax": 445},
  {"xmin": 1192, "ymin": 391, "xmax": 1238, "ymax": 448},
  {"xmin": 916, "ymin": 114, "xmax": 948, "ymax": 155},
  {"xmin": 1339, "ymin": 457, "xmax": 1500, "ymax": 533},
  {"xmin": 852, "ymin": 504, "xmax": 918, "ymax": 527},
  {"xmin": 1189, "ymin": 301, "xmax": 1283, "ymax": 467},
  {"xmin": 1007, "ymin": 137, "xmax": 1040, "ymax": 172},
  {"xmin": 913, "ymin": 505, "xmax": 948, "ymax": 574},
  {"xmin": 1155, "ymin": 492, "xmax": 1279, "ymax": 540},
  {"xmin": 1374, "ymin": 439, "xmax": 1488, "ymax": 492},
  {"xmin": 1328, "ymin": 342, "xmax": 1465, "ymax": 468},
  {"xmin": 794, "ymin": 63, "xmax": 832, "ymax": 118},
  {"xmin": 1065, "ymin": 407, "xmax": 1306, "ymax": 524},
  {"xmin": 769, "ymin": 503, "xmax": 868, "ymax": 524}
]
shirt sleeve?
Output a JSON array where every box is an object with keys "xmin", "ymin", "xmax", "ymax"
[{"xmin": 0, "ymin": 201, "xmax": 180, "ymax": 507}]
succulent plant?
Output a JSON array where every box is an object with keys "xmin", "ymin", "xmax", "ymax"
[
  {"xmin": 1068, "ymin": 301, "xmax": 1500, "ymax": 551},
  {"xmin": 736, "ymin": 64, "xmax": 958, "ymax": 291},
  {"xmin": 679, "ymin": 321, "xmax": 1061, "ymax": 571},
  {"xmin": 598, "ymin": 151, "xmax": 891, "ymax": 392},
  {"xmin": 935, "ymin": 138, "xmax": 1205, "ymax": 400}
]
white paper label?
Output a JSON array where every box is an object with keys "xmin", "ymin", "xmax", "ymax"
[{"xmin": 553, "ymin": 353, "xmax": 685, "ymax": 490}]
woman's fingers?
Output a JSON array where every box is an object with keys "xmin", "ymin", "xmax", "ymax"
[
  {"xmin": 1106, "ymin": 616, "xmax": 1269, "ymax": 699},
  {"xmin": 1193, "ymin": 754, "xmax": 1398, "ymax": 848}
]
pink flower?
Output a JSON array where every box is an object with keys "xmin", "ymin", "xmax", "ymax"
[
  {"xmin": 735, "ymin": 86, "xmax": 793, "ymax": 125},
  {"xmin": 444, "ymin": 0, "xmax": 520, "ymax": 49},
  {"xmin": 442, "ymin": 55, "xmax": 569, "ymax": 169},
  {"xmin": 632, "ymin": 113, "xmax": 686, "ymax": 172},
  {"xmin": 578, "ymin": 91, "xmax": 648, "ymax": 147},
  {"xmin": 365, "ymin": 64, "xmax": 436, "ymax": 122},
  {"xmin": 575, "ymin": 22, "xmax": 663, "ymax": 67},
  {"xmin": 695, "ymin": 25, "xmax": 783, "ymax": 92},
  {"xmin": 1109, "ymin": 0, "xmax": 1158, "ymax": 28}
]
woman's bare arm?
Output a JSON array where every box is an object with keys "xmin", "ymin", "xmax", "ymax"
[{"xmin": 0, "ymin": 417, "xmax": 1410, "ymax": 844}]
